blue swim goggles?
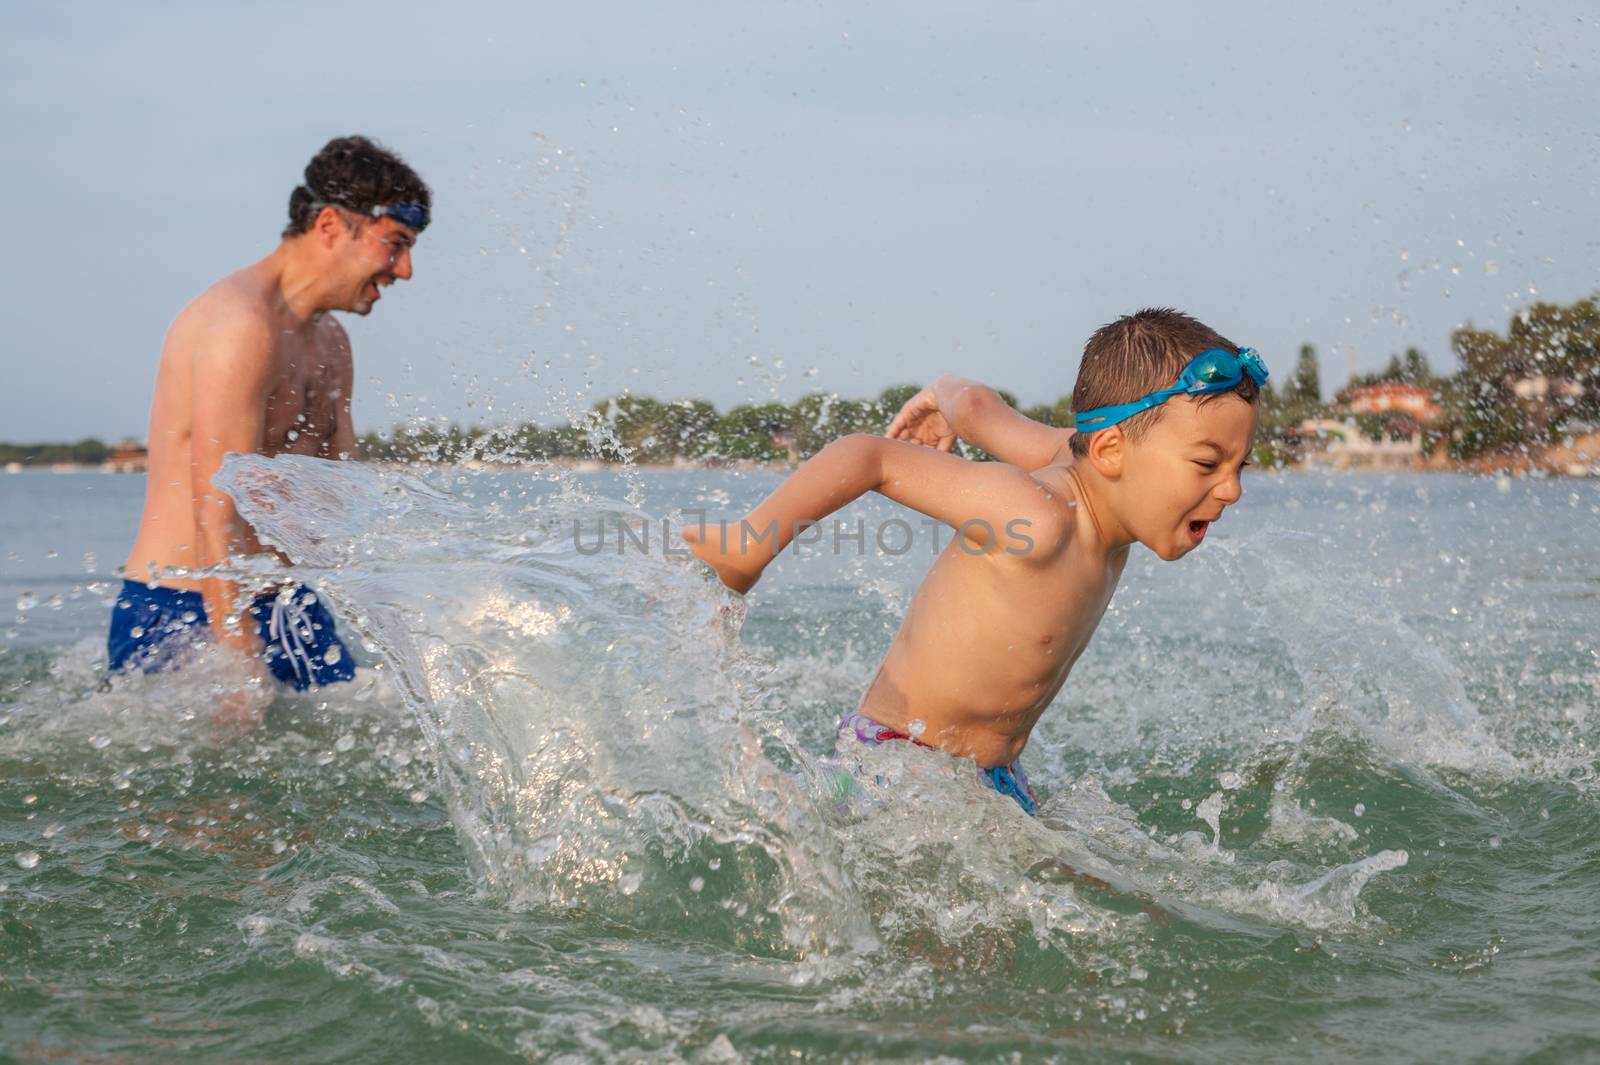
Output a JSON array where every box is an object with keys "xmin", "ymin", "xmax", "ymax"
[
  {"xmin": 1074, "ymin": 347, "xmax": 1268, "ymax": 432},
  {"xmin": 310, "ymin": 200, "xmax": 430, "ymax": 232}
]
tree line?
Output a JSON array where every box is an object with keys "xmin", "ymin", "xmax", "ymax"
[
  {"xmin": 1252, "ymin": 293, "xmax": 1598, "ymax": 462},
  {"xmin": 0, "ymin": 439, "xmax": 112, "ymax": 467},
  {"xmin": 8, "ymin": 294, "xmax": 1593, "ymax": 470},
  {"xmin": 360, "ymin": 294, "xmax": 1596, "ymax": 468},
  {"xmin": 356, "ymin": 386, "xmax": 945, "ymax": 466}
]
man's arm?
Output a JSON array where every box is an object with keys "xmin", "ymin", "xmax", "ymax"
[
  {"xmin": 887, "ymin": 375, "xmax": 1072, "ymax": 471},
  {"xmin": 189, "ymin": 316, "xmax": 275, "ymax": 654},
  {"xmin": 686, "ymin": 434, "xmax": 1069, "ymax": 592}
]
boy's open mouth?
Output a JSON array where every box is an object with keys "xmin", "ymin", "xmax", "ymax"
[{"xmin": 1187, "ymin": 520, "xmax": 1209, "ymax": 545}]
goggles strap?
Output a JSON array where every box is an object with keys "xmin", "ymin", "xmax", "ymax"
[{"xmin": 1073, "ymin": 347, "xmax": 1265, "ymax": 432}]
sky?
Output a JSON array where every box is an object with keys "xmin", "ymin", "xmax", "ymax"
[{"xmin": 2, "ymin": 0, "xmax": 1597, "ymax": 441}]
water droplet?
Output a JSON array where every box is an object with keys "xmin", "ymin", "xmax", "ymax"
[
  {"xmin": 130, "ymin": 626, "xmax": 145, "ymax": 639},
  {"xmin": 619, "ymin": 872, "xmax": 642, "ymax": 895},
  {"xmin": 323, "ymin": 644, "xmax": 342, "ymax": 665},
  {"xmin": 1218, "ymin": 771, "xmax": 1244, "ymax": 791},
  {"xmin": 1354, "ymin": 803, "xmax": 1366, "ymax": 817},
  {"xmin": 16, "ymin": 592, "xmax": 37, "ymax": 611},
  {"xmin": 15, "ymin": 851, "xmax": 40, "ymax": 870},
  {"xmin": 23, "ymin": 794, "xmax": 37, "ymax": 805},
  {"xmin": 89, "ymin": 735, "xmax": 110, "ymax": 750},
  {"xmin": 689, "ymin": 877, "xmax": 705, "ymax": 893},
  {"xmin": 907, "ymin": 719, "xmax": 926, "ymax": 738},
  {"xmin": 334, "ymin": 733, "xmax": 355, "ymax": 753},
  {"xmin": 409, "ymin": 790, "xmax": 429, "ymax": 803}
]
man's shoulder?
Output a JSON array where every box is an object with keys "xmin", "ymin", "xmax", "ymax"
[
  {"xmin": 314, "ymin": 314, "xmax": 352, "ymax": 353},
  {"xmin": 172, "ymin": 273, "xmax": 274, "ymax": 341},
  {"xmin": 166, "ymin": 282, "xmax": 277, "ymax": 375}
]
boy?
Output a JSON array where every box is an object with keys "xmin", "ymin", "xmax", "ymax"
[{"xmin": 686, "ymin": 308, "xmax": 1266, "ymax": 815}]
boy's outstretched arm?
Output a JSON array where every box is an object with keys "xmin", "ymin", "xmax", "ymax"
[
  {"xmin": 685, "ymin": 433, "xmax": 1069, "ymax": 593},
  {"xmin": 887, "ymin": 375, "xmax": 1072, "ymax": 472}
]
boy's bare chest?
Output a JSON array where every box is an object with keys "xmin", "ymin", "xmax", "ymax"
[
  {"xmin": 1017, "ymin": 560, "xmax": 1121, "ymax": 674},
  {"xmin": 908, "ymin": 548, "xmax": 1120, "ymax": 671},
  {"xmin": 983, "ymin": 547, "xmax": 1128, "ymax": 691}
]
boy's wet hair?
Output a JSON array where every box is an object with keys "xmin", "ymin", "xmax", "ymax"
[
  {"xmin": 1069, "ymin": 308, "xmax": 1259, "ymax": 457},
  {"xmin": 283, "ymin": 135, "xmax": 431, "ymax": 238}
]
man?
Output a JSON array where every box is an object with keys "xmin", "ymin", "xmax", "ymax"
[{"xmin": 110, "ymin": 135, "xmax": 430, "ymax": 705}]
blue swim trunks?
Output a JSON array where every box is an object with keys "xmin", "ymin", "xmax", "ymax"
[
  {"xmin": 836, "ymin": 712, "xmax": 1040, "ymax": 816},
  {"xmin": 107, "ymin": 579, "xmax": 356, "ymax": 691}
]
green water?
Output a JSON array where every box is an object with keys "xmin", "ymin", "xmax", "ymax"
[{"xmin": 2, "ymin": 467, "xmax": 1598, "ymax": 1063}]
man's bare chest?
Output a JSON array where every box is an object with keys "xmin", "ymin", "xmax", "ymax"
[{"xmin": 263, "ymin": 343, "xmax": 343, "ymax": 452}]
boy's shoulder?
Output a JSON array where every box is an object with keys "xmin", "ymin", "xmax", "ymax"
[{"xmin": 1000, "ymin": 462, "xmax": 1084, "ymax": 564}]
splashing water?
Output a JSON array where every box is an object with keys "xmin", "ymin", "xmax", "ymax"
[
  {"xmin": 218, "ymin": 456, "xmax": 1419, "ymax": 946},
  {"xmin": 220, "ymin": 453, "xmax": 875, "ymax": 962}
]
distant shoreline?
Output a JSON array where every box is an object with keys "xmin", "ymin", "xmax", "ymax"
[{"xmin": 7, "ymin": 448, "xmax": 1596, "ymax": 478}]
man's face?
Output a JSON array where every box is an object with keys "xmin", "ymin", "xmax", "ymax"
[
  {"xmin": 334, "ymin": 215, "xmax": 418, "ymax": 316},
  {"xmin": 1116, "ymin": 394, "xmax": 1258, "ymax": 561}
]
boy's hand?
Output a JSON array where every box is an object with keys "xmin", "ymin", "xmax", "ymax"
[
  {"xmin": 885, "ymin": 388, "xmax": 958, "ymax": 452},
  {"xmin": 682, "ymin": 524, "xmax": 761, "ymax": 595},
  {"xmin": 907, "ymin": 375, "xmax": 1073, "ymax": 472}
]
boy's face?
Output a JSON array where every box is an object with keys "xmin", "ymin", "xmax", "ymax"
[{"xmin": 1116, "ymin": 394, "xmax": 1258, "ymax": 561}]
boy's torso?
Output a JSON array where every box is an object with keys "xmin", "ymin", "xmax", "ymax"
[{"xmin": 857, "ymin": 463, "xmax": 1127, "ymax": 769}]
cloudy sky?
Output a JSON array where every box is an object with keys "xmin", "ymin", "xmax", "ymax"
[{"xmin": 3, "ymin": 0, "xmax": 1596, "ymax": 441}]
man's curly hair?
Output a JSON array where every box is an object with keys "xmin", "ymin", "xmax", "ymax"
[{"xmin": 283, "ymin": 135, "xmax": 431, "ymax": 238}]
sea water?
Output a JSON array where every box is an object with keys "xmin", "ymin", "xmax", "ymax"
[{"xmin": 1, "ymin": 462, "xmax": 1597, "ymax": 1063}]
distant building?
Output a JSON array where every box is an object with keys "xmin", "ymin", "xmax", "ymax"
[
  {"xmin": 106, "ymin": 440, "xmax": 148, "ymax": 474},
  {"xmin": 1297, "ymin": 417, "xmax": 1422, "ymax": 470},
  {"xmin": 1340, "ymin": 383, "xmax": 1441, "ymax": 423},
  {"xmin": 1509, "ymin": 375, "xmax": 1585, "ymax": 402}
]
